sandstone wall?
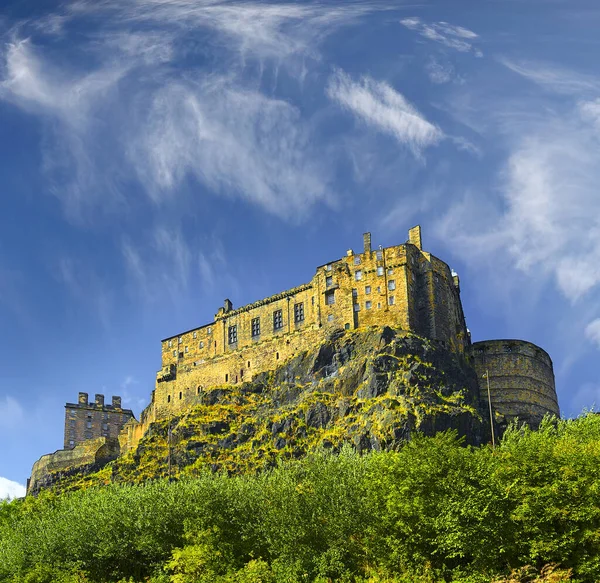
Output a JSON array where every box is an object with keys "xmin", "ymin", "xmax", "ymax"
[{"xmin": 469, "ymin": 339, "xmax": 559, "ymax": 427}]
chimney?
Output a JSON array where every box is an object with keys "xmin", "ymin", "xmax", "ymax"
[
  {"xmin": 363, "ymin": 232, "xmax": 371, "ymax": 254},
  {"xmin": 224, "ymin": 298, "xmax": 233, "ymax": 313},
  {"xmin": 112, "ymin": 396, "xmax": 122, "ymax": 409},
  {"xmin": 408, "ymin": 225, "xmax": 422, "ymax": 250},
  {"xmin": 78, "ymin": 392, "xmax": 88, "ymax": 405},
  {"xmin": 95, "ymin": 394, "xmax": 105, "ymax": 407}
]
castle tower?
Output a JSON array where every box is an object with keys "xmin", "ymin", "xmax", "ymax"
[{"xmin": 64, "ymin": 392, "xmax": 135, "ymax": 449}]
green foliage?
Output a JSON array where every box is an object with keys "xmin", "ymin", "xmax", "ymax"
[{"xmin": 2, "ymin": 414, "xmax": 598, "ymax": 582}]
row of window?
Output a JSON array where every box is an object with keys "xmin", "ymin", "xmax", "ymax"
[
  {"xmin": 228, "ymin": 304, "xmax": 305, "ymax": 345},
  {"xmin": 325, "ymin": 250, "xmax": 386, "ymax": 272},
  {"xmin": 167, "ymin": 327, "xmax": 213, "ymax": 348},
  {"xmin": 353, "ymin": 296, "xmax": 395, "ymax": 311},
  {"xmin": 325, "ymin": 267, "xmax": 395, "ymax": 287}
]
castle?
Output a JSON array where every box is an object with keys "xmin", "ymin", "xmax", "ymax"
[{"xmin": 28, "ymin": 226, "xmax": 560, "ymax": 493}]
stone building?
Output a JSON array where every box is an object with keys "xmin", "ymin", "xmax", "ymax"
[{"xmin": 64, "ymin": 393, "xmax": 134, "ymax": 449}]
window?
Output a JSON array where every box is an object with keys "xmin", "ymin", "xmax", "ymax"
[
  {"xmin": 179, "ymin": 392, "xmax": 182, "ymax": 400},
  {"xmin": 70, "ymin": 419, "xmax": 75, "ymax": 427},
  {"xmin": 388, "ymin": 268, "xmax": 394, "ymax": 275},
  {"xmin": 87, "ymin": 421, "xmax": 92, "ymax": 429},
  {"xmin": 102, "ymin": 423, "xmax": 108, "ymax": 431},
  {"xmin": 184, "ymin": 346, "xmax": 189, "ymax": 353},
  {"xmin": 354, "ymin": 256, "xmax": 361, "ymax": 265},
  {"xmin": 366, "ymin": 300, "xmax": 372, "ymax": 310},
  {"xmin": 168, "ymin": 340, "xmax": 172, "ymax": 348},
  {"xmin": 388, "ymin": 280, "xmax": 396, "ymax": 291},
  {"xmin": 294, "ymin": 302, "xmax": 304, "ymax": 323},
  {"xmin": 200, "ymin": 341, "xmax": 204, "ymax": 348},
  {"xmin": 353, "ymin": 303, "xmax": 360, "ymax": 312},
  {"xmin": 225, "ymin": 374, "xmax": 229, "ymax": 382},
  {"xmin": 377, "ymin": 266, "xmax": 384, "ymax": 276},
  {"xmin": 178, "ymin": 337, "xmax": 182, "ymax": 344},
  {"xmin": 167, "ymin": 395, "xmax": 171, "ymax": 403},
  {"xmin": 365, "ymin": 285, "xmax": 371, "ymax": 295},
  {"xmin": 276, "ymin": 352, "xmax": 279, "ymax": 360},
  {"xmin": 179, "ymin": 352, "xmax": 184, "ymax": 359},
  {"xmin": 193, "ymin": 331, "xmax": 197, "ymax": 339},
  {"xmin": 352, "ymin": 288, "xmax": 358, "ymax": 297},
  {"xmin": 207, "ymin": 327, "xmax": 212, "ymax": 334},
  {"xmin": 377, "ymin": 302, "xmax": 381, "ymax": 309},
  {"xmin": 377, "ymin": 286, "xmax": 381, "ymax": 292},
  {"xmin": 228, "ymin": 325, "xmax": 237, "ymax": 344},
  {"xmin": 326, "ymin": 275, "xmax": 333, "ymax": 287},
  {"xmin": 327, "ymin": 314, "xmax": 334, "ymax": 322},
  {"xmin": 273, "ymin": 310, "xmax": 283, "ymax": 331},
  {"xmin": 172, "ymin": 350, "xmax": 177, "ymax": 357},
  {"xmin": 376, "ymin": 250, "xmax": 383, "ymax": 261},
  {"xmin": 355, "ymin": 270, "xmax": 363, "ymax": 281},
  {"xmin": 389, "ymin": 296, "xmax": 395, "ymax": 305},
  {"xmin": 326, "ymin": 290, "xmax": 335, "ymax": 305},
  {"xmin": 326, "ymin": 264, "xmax": 332, "ymax": 271},
  {"xmin": 69, "ymin": 440, "xmax": 74, "ymax": 447},
  {"xmin": 252, "ymin": 317, "xmax": 260, "ymax": 337}
]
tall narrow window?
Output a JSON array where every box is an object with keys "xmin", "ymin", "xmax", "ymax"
[
  {"xmin": 366, "ymin": 300, "xmax": 372, "ymax": 310},
  {"xmin": 377, "ymin": 266, "xmax": 384, "ymax": 276},
  {"xmin": 228, "ymin": 325, "xmax": 237, "ymax": 344},
  {"xmin": 354, "ymin": 256, "xmax": 361, "ymax": 265},
  {"xmin": 376, "ymin": 250, "xmax": 383, "ymax": 261},
  {"xmin": 355, "ymin": 270, "xmax": 363, "ymax": 281},
  {"xmin": 352, "ymin": 288, "xmax": 358, "ymax": 297},
  {"xmin": 252, "ymin": 317, "xmax": 261, "ymax": 337},
  {"xmin": 294, "ymin": 302, "xmax": 304, "ymax": 323},
  {"xmin": 388, "ymin": 280, "xmax": 396, "ymax": 291},
  {"xmin": 353, "ymin": 303, "xmax": 360, "ymax": 312},
  {"xmin": 389, "ymin": 296, "xmax": 395, "ymax": 305},
  {"xmin": 326, "ymin": 275, "xmax": 333, "ymax": 287},
  {"xmin": 273, "ymin": 309, "xmax": 283, "ymax": 331},
  {"xmin": 365, "ymin": 285, "xmax": 371, "ymax": 295},
  {"xmin": 326, "ymin": 290, "xmax": 335, "ymax": 305}
]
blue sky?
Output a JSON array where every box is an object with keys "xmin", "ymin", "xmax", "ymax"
[{"xmin": 1, "ymin": 0, "xmax": 599, "ymax": 497}]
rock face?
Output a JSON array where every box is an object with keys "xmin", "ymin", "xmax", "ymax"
[{"xmin": 35, "ymin": 327, "xmax": 490, "ymax": 491}]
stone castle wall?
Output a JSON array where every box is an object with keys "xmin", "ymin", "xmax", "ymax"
[{"xmin": 469, "ymin": 339, "xmax": 560, "ymax": 426}]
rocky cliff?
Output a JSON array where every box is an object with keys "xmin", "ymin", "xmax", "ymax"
[{"xmin": 33, "ymin": 327, "xmax": 490, "ymax": 493}]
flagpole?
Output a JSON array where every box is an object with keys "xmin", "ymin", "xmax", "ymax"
[{"xmin": 485, "ymin": 369, "xmax": 495, "ymax": 449}]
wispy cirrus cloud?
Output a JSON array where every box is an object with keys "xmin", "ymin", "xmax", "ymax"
[
  {"xmin": 584, "ymin": 319, "xmax": 600, "ymax": 349},
  {"xmin": 326, "ymin": 69, "xmax": 443, "ymax": 155},
  {"xmin": 499, "ymin": 58, "xmax": 600, "ymax": 95},
  {"xmin": 400, "ymin": 16, "xmax": 482, "ymax": 57},
  {"xmin": 0, "ymin": 1, "xmax": 394, "ymax": 223}
]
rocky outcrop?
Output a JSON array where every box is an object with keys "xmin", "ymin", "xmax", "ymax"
[{"xmin": 35, "ymin": 327, "xmax": 491, "ymax": 492}]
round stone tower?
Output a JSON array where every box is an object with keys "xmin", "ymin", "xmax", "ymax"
[{"xmin": 469, "ymin": 339, "xmax": 559, "ymax": 429}]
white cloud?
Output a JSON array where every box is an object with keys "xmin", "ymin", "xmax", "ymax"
[
  {"xmin": 437, "ymin": 97, "xmax": 600, "ymax": 303},
  {"xmin": 585, "ymin": 319, "xmax": 600, "ymax": 349},
  {"xmin": 426, "ymin": 56, "xmax": 454, "ymax": 84},
  {"xmin": 400, "ymin": 17, "xmax": 482, "ymax": 56},
  {"xmin": 326, "ymin": 69, "xmax": 443, "ymax": 155},
  {"xmin": 0, "ymin": 396, "xmax": 24, "ymax": 430},
  {"xmin": 499, "ymin": 58, "xmax": 600, "ymax": 96},
  {"xmin": 0, "ymin": 477, "xmax": 26, "ymax": 500}
]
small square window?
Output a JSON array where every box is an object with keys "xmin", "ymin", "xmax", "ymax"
[
  {"xmin": 326, "ymin": 276, "xmax": 333, "ymax": 287},
  {"xmin": 179, "ymin": 352, "xmax": 184, "ymax": 359},
  {"xmin": 228, "ymin": 325, "xmax": 237, "ymax": 344},
  {"xmin": 352, "ymin": 288, "xmax": 358, "ymax": 297},
  {"xmin": 377, "ymin": 302, "xmax": 381, "ymax": 308},
  {"xmin": 353, "ymin": 303, "xmax": 360, "ymax": 312},
  {"xmin": 388, "ymin": 280, "xmax": 396, "ymax": 291},
  {"xmin": 326, "ymin": 264, "xmax": 332, "ymax": 271},
  {"xmin": 376, "ymin": 250, "xmax": 383, "ymax": 261},
  {"xmin": 377, "ymin": 266, "xmax": 384, "ymax": 276},
  {"xmin": 207, "ymin": 327, "xmax": 212, "ymax": 334},
  {"xmin": 354, "ymin": 256, "xmax": 361, "ymax": 265},
  {"xmin": 184, "ymin": 346, "xmax": 189, "ymax": 353},
  {"xmin": 366, "ymin": 300, "xmax": 372, "ymax": 310},
  {"xmin": 326, "ymin": 290, "xmax": 335, "ymax": 305},
  {"xmin": 273, "ymin": 309, "xmax": 283, "ymax": 331},
  {"xmin": 355, "ymin": 270, "xmax": 363, "ymax": 281},
  {"xmin": 173, "ymin": 350, "xmax": 177, "ymax": 357},
  {"xmin": 389, "ymin": 296, "xmax": 395, "ymax": 305},
  {"xmin": 252, "ymin": 317, "xmax": 261, "ymax": 337},
  {"xmin": 388, "ymin": 268, "xmax": 393, "ymax": 275},
  {"xmin": 377, "ymin": 286, "xmax": 381, "ymax": 293},
  {"xmin": 200, "ymin": 341, "xmax": 204, "ymax": 348},
  {"xmin": 294, "ymin": 303, "xmax": 304, "ymax": 323},
  {"xmin": 327, "ymin": 314, "xmax": 334, "ymax": 322},
  {"xmin": 69, "ymin": 440, "xmax": 74, "ymax": 447},
  {"xmin": 365, "ymin": 286, "xmax": 371, "ymax": 295}
]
